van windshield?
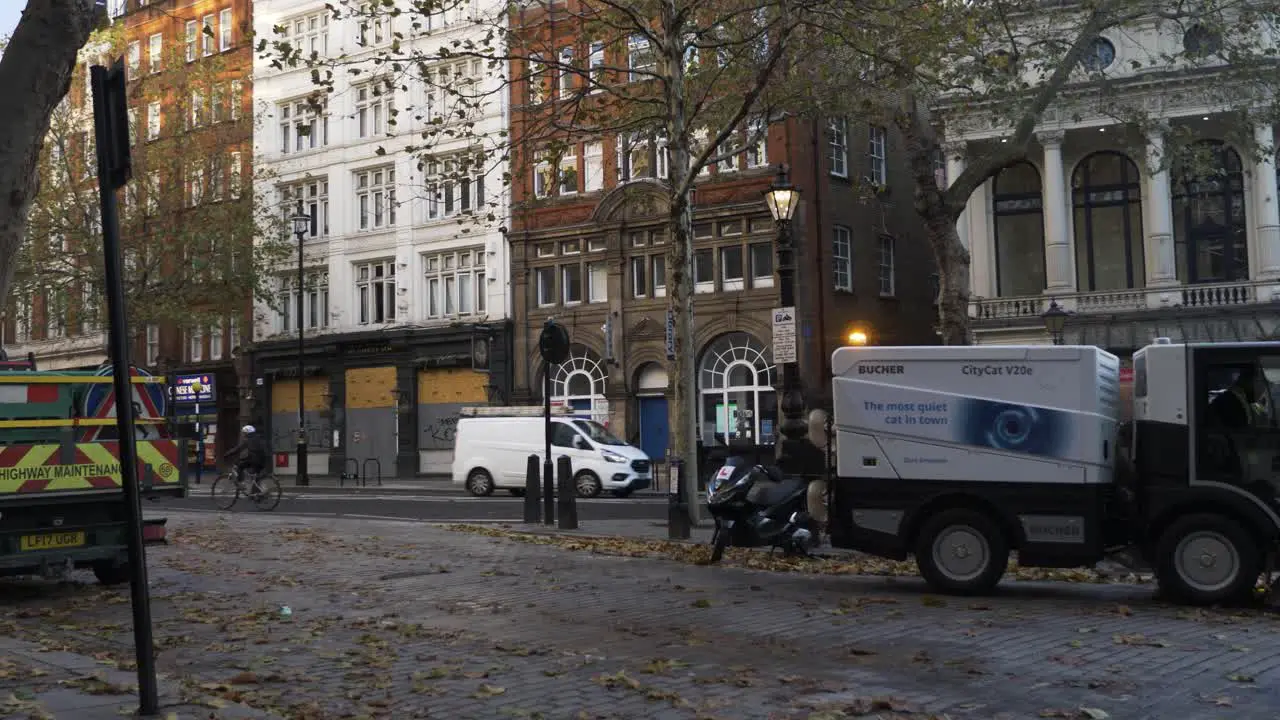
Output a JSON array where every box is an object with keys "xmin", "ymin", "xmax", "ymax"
[{"xmin": 573, "ymin": 419, "xmax": 626, "ymax": 446}]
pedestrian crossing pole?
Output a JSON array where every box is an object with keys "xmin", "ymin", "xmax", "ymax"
[{"xmin": 91, "ymin": 58, "xmax": 161, "ymax": 717}]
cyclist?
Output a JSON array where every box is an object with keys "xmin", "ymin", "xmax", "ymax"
[{"xmin": 223, "ymin": 424, "xmax": 268, "ymax": 493}]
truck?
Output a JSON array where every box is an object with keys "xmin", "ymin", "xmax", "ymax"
[
  {"xmin": 827, "ymin": 338, "xmax": 1280, "ymax": 606},
  {"xmin": 0, "ymin": 358, "xmax": 188, "ymax": 585}
]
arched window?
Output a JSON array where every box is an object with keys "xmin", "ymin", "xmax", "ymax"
[
  {"xmin": 698, "ymin": 332, "xmax": 776, "ymax": 446},
  {"xmin": 551, "ymin": 348, "xmax": 608, "ymax": 422},
  {"xmin": 1072, "ymin": 152, "xmax": 1145, "ymax": 291},
  {"xmin": 992, "ymin": 162, "xmax": 1046, "ymax": 296},
  {"xmin": 1173, "ymin": 140, "xmax": 1248, "ymax": 283}
]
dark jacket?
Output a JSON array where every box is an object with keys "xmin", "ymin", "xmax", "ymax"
[{"xmin": 226, "ymin": 433, "xmax": 268, "ymax": 467}]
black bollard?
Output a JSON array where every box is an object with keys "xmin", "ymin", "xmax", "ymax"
[
  {"xmin": 556, "ymin": 455, "xmax": 578, "ymax": 530},
  {"xmin": 667, "ymin": 458, "xmax": 690, "ymax": 539},
  {"xmin": 523, "ymin": 454, "xmax": 541, "ymax": 524}
]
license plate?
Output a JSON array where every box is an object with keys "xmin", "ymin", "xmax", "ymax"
[{"xmin": 19, "ymin": 531, "xmax": 86, "ymax": 551}]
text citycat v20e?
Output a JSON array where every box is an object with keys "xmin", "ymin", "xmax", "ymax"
[{"xmin": 826, "ymin": 339, "xmax": 1280, "ymax": 605}]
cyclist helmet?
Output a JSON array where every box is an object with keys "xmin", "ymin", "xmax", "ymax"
[{"xmin": 242, "ymin": 424, "xmax": 256, "ymax": 434}]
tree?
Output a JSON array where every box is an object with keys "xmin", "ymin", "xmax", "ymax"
[
  {"xmin": 264, "ymin": 0, "xmax": 823, "ymax": 511},
  {"xmin": 0, "ymin": 0, "xmax": 103, "ymax": 310},
  {"xmin": 12, "ymin": 23, "xmax": 291, "ymax": 354},
  {"xmin": 807, "ymin": 0, "xmax": 1280, "ymax": 344}
]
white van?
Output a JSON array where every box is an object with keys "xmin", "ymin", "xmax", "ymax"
[{"xmin": 452, "ymin": 414, "xmax": 652, "ymax": 498}]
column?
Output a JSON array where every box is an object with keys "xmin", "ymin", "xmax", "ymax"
[
  {"xmin": 1143, "ymin": 128, "xmax": 1178, "ymax": 286},
  {"xmin": 1039, "ymin": 131, "xmax": 1073, "ymax": 292},
  {"xmin": 943, "ymin": 141, "xmax": 969, "ymax": 250},
  {"xmin": 1253, "ymin": 124, "xmax": 1280, "ymax": 279}
]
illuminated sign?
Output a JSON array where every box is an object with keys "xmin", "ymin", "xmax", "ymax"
[{"xmin": 174, "ymin": 374, "xmax": 216, "ymax": 404}]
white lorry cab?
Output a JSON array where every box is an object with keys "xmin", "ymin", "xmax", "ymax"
[
  {"xmin": 451, "ymin": 407, "xmax": 652, "ymax": 499},
  {"xmin": 826, "ymin": 339, "xmax": 1280, "ymax": 606}
]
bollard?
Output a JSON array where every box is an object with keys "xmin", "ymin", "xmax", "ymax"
[
  {"xmin": 556, "ymin": 455, "xmax": 578, "ymax": 530},
  {"xmin": 523, "ymin": 454, "xmax": 541, "ymax": 524},
  {"xmin": 667, "ymin": 458, "xmax": 690, "ymax": 540},
  {"xmin": 542, "ymin": 454, "xmax": 555, "ymax": 527}
]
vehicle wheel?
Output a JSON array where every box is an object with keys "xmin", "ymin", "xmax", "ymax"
[
  {"xmin": 574, "ymin": 471, "xmax": 602, "ymax": 499},
  {"xmin": 611, "ymin": 489, "xmax": 633, "ymax": 499},
  {"xmin": 914, "ymin": 508, "xmax": 1009, "ymax": 595},
  {"xmin": 710, "ymin": 520, "xmax": 730, "ymax": 563},
  {"xmin": 251, "ymin": 475, "xmax": 282, "ymax": 511},
  {"xmin": 465, "ymin": 469, "xmax": 495, "ymax": 497},
  {"xmin": 1156, "ymin": 513, "xmax": 1261, "ymax": 606},
  {"xmin": 508, "ymin": 488, "xmax": 526, "ymax": 497},
  {"xmin": 211, "ymin": 473, "xmax": 239, "ymax": 511},
  {"xmin": 92, "ymin": 561, "xmax": 130, "ymax": 586}
]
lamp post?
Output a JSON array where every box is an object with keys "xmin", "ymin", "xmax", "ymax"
[
  {"xmin": 1042, "ymin": 299, "xmax": 1068, "ymax": 346},
  {"xmin": 290, "ymin": 203, "xmax": 312, "ymax": 486},
  {"xmin": 763, "ymin": 164, "xmax": 806, "ymax": 474}
]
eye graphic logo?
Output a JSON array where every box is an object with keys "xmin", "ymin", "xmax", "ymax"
[{"xmin": 956, "ymin": 399, "xmax": 1069, "ymax": 458}]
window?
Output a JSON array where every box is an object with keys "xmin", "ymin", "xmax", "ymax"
[
  {"xmin": 562, "ymin": 264, "xmax": 583, "ymax": 304},
  {"xmin": 212, "ymin": 85, "xmax": 225, "ymax": 122},
  {"xmin": 878, "ymin": 235, "xmax": 896, "ymax": 296},
  {"xmin": 355, "ymin": 261, "xmax": 396, "ymax": 325},
  {"xmin": 833, "ymin": 226, "xmax": 851, "ymax": 291},
  {"xmin": 559, "ymin": 151, "xmax": 578, "ymax": 195},
  {"xmin": 868, "ymin": 125, "xmax": 887, "ymax": 185},
  {"xmin": 279, "ymin": 98, "xmax": 329, "ymax": 154},
  {"xmin": 146, "ymin": 326, "xmax": 160, "ymax": 365},
  {"xmin": 617, "ymin": 133, "xmax": 668, "ymax": 182},
  {"xmin": 694, "ymin": 249, "xmax": 714, "ymax": 293},
  {"xmin": 355, "ymin": 83, "xmax": 393, "ymax": 138},
  {"xmin": 527, "ymin": 55, "xmax": 548, "ymax": 103},
  {"xmin": 187, "ymin": 164, "xmax": 204, "ymax": 207},
  {"xmin": 588, "ymin": 42, "xmax": 605, "ymax": 91},
  {"xmin": 720, "ymin": 246, "xmax": 744, "ymax": 290},
  {"xmin": 1173, "ymin": 140, "xmax": 1247, "ymax": 284},
  {"xmin": 745, "ymin": 118, "xmax": 767, "ymax": 168},
  {"xmin": 653, "ymin": 255, "xmax": 666, "ymax": 297},
  {"xmin": 828, "ymin": 118, "xmax": 847, "ymax": 177},
  {"xmin": 584, "ymin": 142, "xmax": 604, "ymax": 192},
  {"xmin": 146, "ymin": 171, "xmax": 159, "ymax": 214},
  {"xmin": 188, "ymin": 328, "xmax": 203, "ymax": 362},
  {"xmin": 127, "ymin": 41, "xmax": 140, "ymax": 74},
  {"xmin": 1073, "ymin": 151, "xmax": 1145, "ymax": 291},
  {"xmin": 533, "ymin": 151, "xmax": 553, "ymax": 198},
  {"xmin": 149, "ymin": 33, "xmax": 162, "ymax": 73},
  {"xmin": 279, "ymin": 273, "xmax": 330, "ymax": 331},
  {"xmin": 210, "ymin": 323, "xmax": 224, "ymax": 361},
  {"xmin": 357, "ymin": 3, "xmax": 388, "ymax": 46},
  {"xmin": 628, "ymin": 35, "xmax": 654, "ymax": 82},
  {"xmin": 230, "ymin": 80, "xmax": 242, "ymax": 120},
  {"xmin": 290, "ymin": 12, "xmax": 329, "ymax": 58},
  {"xmin": 559, "ymin": 47, "xmax": 574, "ymax": 95},
  {"xmin": 220, "ymin": 8, "xmax": 233, "ymax": 50},
  {"xmin": 631, "ymin": 257, "xmax": 647, "ymax": 298},
  {"xmin": 750, "ymin": 242, "xmax": 774, "ymax": 288},
  {"xmin": 424, "ymin": 248, "xmax": 486, "ymax": 318},
  {"xmin": 355, "ymin": 167, "xmax": 396, "ymax": 230},
  {"xmin": 1080, "ymin": 36, "xmax": 1115, "ymax": 71},
  {"xmin": 202, "ymin": 15, "xmax": 214, "ymax": 56},
  {"xmin": 229, "ymin": 317, "xmax": 240, "ymax": 353},
  {"xmin": 993, "ymin": 162, "xmax": 1047, "ymax": 295},
  {"xmin": 536, "ymin": 266, "xmax": 556, "ymax": 306},
  {"xmin": 588, "ymin": 262, "xmax": 608, "ymax": 303},
  {"xmin": 427, "ymin": 155, "xmax": 486, "ymax": 219},
  {"xmin": 185, "ymin": 20, "xmax": 197, "ymax": 62},
  {"xmin": 190, "ymin": 90, "xmax": 203, "ymax": 127},
  {"xmin": 282, "ymin": 179, "xmax": 329, "ymax": 237},
  {"xmin": 229, "ymin": 152, "xmax": 242, "ymax": 198}
]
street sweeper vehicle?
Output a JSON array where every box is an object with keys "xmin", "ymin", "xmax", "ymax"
[{"xmin": 826, "ymin": 338, "xmax": 1280, "ymax": 606}]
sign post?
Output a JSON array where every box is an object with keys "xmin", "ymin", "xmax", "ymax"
[
  {"xmin": 174, "ymin": 375, "xmax": 215, "ymax": 486},
  {"xmin": 91, "ymin": 59, "xmax": 160, "ymax": 717}
]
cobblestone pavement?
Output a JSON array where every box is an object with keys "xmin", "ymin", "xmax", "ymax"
[{"xmin": 2, "ymin": 512, "xmax": 1279, "ymax": 720}]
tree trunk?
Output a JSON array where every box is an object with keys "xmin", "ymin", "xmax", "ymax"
[
  {"xmin": 666, "ymin": 187, "xmax": 699, "ymax": 521},
  {"xmin": 0, "ymin": 1, "xmax": 100, "ymax": 307}
]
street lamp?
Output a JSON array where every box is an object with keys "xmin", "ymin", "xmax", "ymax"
[
  {"xmin": 290, "ymin": 202, "xmax": 311, "ymax": 486},
  {"xmin": 763, "ymin": 164, "xmax": 806, "ymax": 474},
  {"xmin": 1041, "ymin": 299, "xmax": 1068, "ymax": 346}
]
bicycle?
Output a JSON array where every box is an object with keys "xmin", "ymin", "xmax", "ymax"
[{"xmin": 211, "ymin": 468, "xmax": 282, "ymax": 512}]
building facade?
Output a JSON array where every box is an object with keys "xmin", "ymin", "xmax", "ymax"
[
  {"xmin": 249, "ymin": 0, "xmax": 513, "ymax": 478},
  {"xmin": 506, "ymin": 3, "xmax": 938, "ymax": 466},
  {"xmin": 942, "ymin": 19, "xmax": 1280, "ymax": 376},
  {"xmin": 3, "ymin": 0, "xmax": 255, "ymax": 467}
]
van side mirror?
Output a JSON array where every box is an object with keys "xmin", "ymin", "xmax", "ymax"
[{"xmin": 574, "ymin": 436, "xmax": 591, "ymax": 450}]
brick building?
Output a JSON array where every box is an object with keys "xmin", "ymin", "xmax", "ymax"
[{"xmin": 505, "ymin": 2, "xmax": 939, "ymax": 465}]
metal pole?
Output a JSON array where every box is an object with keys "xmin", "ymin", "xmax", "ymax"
[
  {"xmin": 775, "ymin": 217, "xmax": 807, "ymax": 473},
  {"xmin": 542, "ymin": 367, "xmax": 555, "ymax": 526},
  {"xmin": 194, "ymin": 400, "xmax": 201, "ymax": 486},
  {"xmin": 90, "ymin": 63, "xmax": 159, "ymax": 717},
  {"xmin": 296, "ymin": 225, "xmax": 309, "ymax": 486}
]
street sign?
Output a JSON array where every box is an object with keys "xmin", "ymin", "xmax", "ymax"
[
  {"xmin": 771, "ymin": 306, "xmax": 797, "ymax": 364},
  {"xmin": 665, "ymin": 310, "xmax": 675, "ymax": 360},
  {"xmin": 173, "ymin": 374, "xmax": 216, "ymax": 404}
]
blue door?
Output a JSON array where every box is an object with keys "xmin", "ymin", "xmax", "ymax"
[{"xmin": 638, "ymin": 396, "xmax": 669, "ymax": 461}]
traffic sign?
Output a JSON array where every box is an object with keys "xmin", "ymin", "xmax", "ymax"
[{"xmin": 772, "ymin": 306, "xmax": 797, "ymax": 364}]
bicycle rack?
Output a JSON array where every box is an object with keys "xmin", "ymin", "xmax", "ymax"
[
  {"xmin": 340, "ymin": 458, "xmax": 359, "ymax": 487},
  {"xmin": 362, "ymin": 458, "xmax": 382, "ymax": 487}
]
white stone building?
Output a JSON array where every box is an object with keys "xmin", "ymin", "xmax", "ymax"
[
  {"xmin": 249, "ymin": 0, "xmax": 513, "ymax": 478},
  {"xmin": 939, "ymin": 17, "xmax": 1280, "ymax": 357}
]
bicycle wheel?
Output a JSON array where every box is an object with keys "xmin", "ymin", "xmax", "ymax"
[
  {"xmin": 211, "ymin": 473, "xmax": 240, "ymax": 511},
  {"xmin": 251, "ymin": 475, "xmax": 282, "ymax": 511}
]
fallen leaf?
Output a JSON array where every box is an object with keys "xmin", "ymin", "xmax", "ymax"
[
  {"xmin": 472, "ymin": 683, "xmax": 505, "ymax": 698},
  {"xmin": 921, "ymin": 596, "xmax": 946, "ymax": 607},
  {"xmin": 1080, "ymin": 708, "xmax": 1110, "ymax": 719},
  {"xmin": 691, "ymin": 598, "xmax": 712, "ymax": 608},
  {"xmin": 1227, "ymin": 673, "xmax": 1255, "ymax": 683}
]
